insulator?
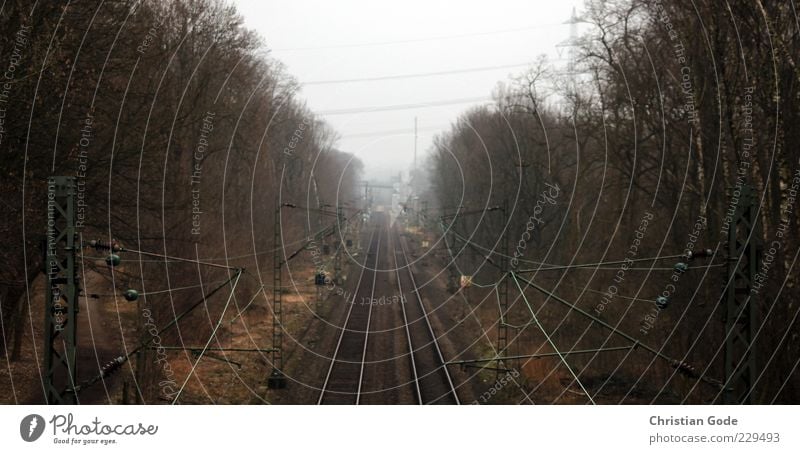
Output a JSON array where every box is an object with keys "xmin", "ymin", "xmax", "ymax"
[
  {"xmin": 123, "ymin": 289, "xmax": 139, "ymax": 301},
  {"xmin": 92, "ymin": 240, "xmax": 112, "ymax": 250},
  {"xmin": 91, "ymin": 240, "xmax": 123, "ymax": 252},
  {"xmin": 689, "ymin": 248, "xmax": 713, "ymax": 259},
  {"xmin": 671, "ymin": 360, "xmax": 699, "ymax": 378},
  {"xmin": 105, "ymin": 254, "xmax": 121, "ymax": 267},
  {"xmin": 100, "ymin": 356, "xmax": 126, "ymax": 378},
  {"xmin": 655, "ymin": 296, "xmax": 669, "ymax": 309},
  {"xmin": 674, "ymin": 262, "xmax": 689, "ymax": 272}
]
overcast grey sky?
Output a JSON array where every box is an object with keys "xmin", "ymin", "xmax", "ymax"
[{"xmin": 231, "ymin": 0, "xmax": 583, "ymax": 180}]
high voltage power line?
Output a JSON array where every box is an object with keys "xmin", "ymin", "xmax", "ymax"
[
  {"xmin": 273, "ymin": 22, "xmax": 566, "ymax": 52},
  {"xmin": 342, "ymin": 124, "xmax": 448, "ymax": 139},
  {"xmin": 317, "ymin": 96, "xmax": 492, "ymax": 116},
  {"xmin": 302, "ymin": 62, "xmax": 532, "ymax": 85}
]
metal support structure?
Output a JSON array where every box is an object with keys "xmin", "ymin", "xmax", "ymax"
[
  {"xmin": 315, "ymin": 283, "xmax": 324, "ymax": 314},
  {"xmin": 512, "ymin": 272, "xmax": 724, "ymax": 389},
  {"xmin": 442, "ymin": 212, "xmax": 460, "ymax": 293},
  {"xmin": 723, "ymin": 184, "xmax": 760, "ymax": 404},
  {"xmin": 269, "ymin": 201, "xmax": 286, "ymax": 389},
  {"xmin": 360, "ymin": 180, "xmax": 395, "ymax": 211},
  {"xmin": 497, "ymin": 199, "xmax": 509, "ymax": 366},
  {"xmin": 363, "ymin": 181, "xmax": 370, "ymax": 212},
  {"xmin": 148, "ymin": 346, "xmax": 278, "ymax": 353},
  {"xmin": 43, "ymin": 176, "xmax": 79, "ymax": 404},
  {"xmin": 268, "ymin": 201, "xmax": 347, "ymax": 388},
  {"xmin": 333, "ymin": 206, "xmax": 343, "ymax": 284},
  {"xmin": 448, "ymin": 345, "xmax": 636, "ymax": 367}
]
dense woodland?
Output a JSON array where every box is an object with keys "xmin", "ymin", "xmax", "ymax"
[
  {"xmin": 428, "ymin": 0, "xmax": 799, "ymax": 402},
  {"xmin": 0, "ymin": 0, "xmax": 361, "ymax": 402},
  {"xmin": 0, "ymin": 0, "xmax": 797, "ymax": 404}
]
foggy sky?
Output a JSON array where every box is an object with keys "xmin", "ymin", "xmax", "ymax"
[{"xmin": 231, "ymin": 0, "xmax": 582, "ymax": 180}]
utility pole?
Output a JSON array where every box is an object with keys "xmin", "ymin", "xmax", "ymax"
[
  {"xmin": 413, "ymin": 116, "xmax": 418, "ymax": 173},
  {"xmin": 556, "ymin": 7, "xmax": 582, "ymax": 113},
  {"xmin": 448, "ymin": 209, "xmax": 461, "ymax": 293},
  {"xmin": 414, "ymin": 197, "xmax": 421, "ymax": 228},
  {"xmin": 333, "ymin": 206, "xmax": 344, "ymax": 284},
  {"xmin": 269, "ymin": 198, "xmax": 286, "ymax": 389},
  {"xmin": 723, "ymin": 184, "xmax": 760, "ymax": 403},
  {"xmin": 43, "ymin": 176, "xmax": 79, "ymax": 404},
  {"xmin": 497, "ymin": 199, "xmax": 509, "ymax": 369},
  {"xmin": 364, "ymin": 181, "xmax": 370, "ymax": 212}
]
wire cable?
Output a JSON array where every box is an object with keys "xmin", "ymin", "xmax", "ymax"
[
  {"xmin": 302, "ymin": 62, "xmax": 531, "ymax": 85},
  {"xmin": 273, "ymin": 22, "xmax": 563, "ymax": 52},
  {"xmin": 510, "ymin": 272, "xmax": 724, "ymax": 389},
  {"xmin": 511, "ymin": 273, "xmax": 595, "ymax": 403},
  {"xmin": 317, "ymin": 96, "xmax": 491, "ymax": 116},
  {"xmin": 71, "ymin": 271, "xmax": 243, "ymax": 395},
  {"xmin": 446, "ymin": 227, "xmax": 722, "ymax": 271},
  {"xmin": 171, "ymin": 270, "xmax": 244, "ymax": 404}
]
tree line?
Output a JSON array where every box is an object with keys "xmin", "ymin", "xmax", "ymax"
[
  {"xmin": 0, "ymin": 0, "xmax": 361, "ymax": 402},
  {"xmin": 426, "ymin": 0, "xmax": 799, "ymax": 403}
]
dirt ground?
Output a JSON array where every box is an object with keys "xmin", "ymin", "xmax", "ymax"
[{"xmin": 0, "ymin": 221, "xmax": 675, "ymax": 405}]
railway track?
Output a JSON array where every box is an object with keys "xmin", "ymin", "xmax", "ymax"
[
  {"xmin": 392, "ymin": 224, "xmax": 460, "ymax": 404},
  {"xmin": 317, "ymin": 224, "xmax": 381, "ymax": 404},
  {"xmin": 318, "ymin": 215, "xmax": 459, "ymax": 404}
]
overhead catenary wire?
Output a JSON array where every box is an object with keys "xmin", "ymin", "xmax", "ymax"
[
  {"xmin": 442, "ymin": 223, "xmax": 669, "ymax": 314},
  {"xmin": 510, "ymin": 273, "xmax": 596, "ymax": 403},
  {"xmin": 440, "ymin": 224, "xmax": 505, "ymax": 288},
  {"xmin": 430, "ymin": 218, "xmax": 724, "ymax": 391},
  {"xmin": 494, "ymin": 285, "xmax": 535, "ymax": 329},
  {"xmin": 510, "ymin": 271, "xmax": 724, "ymax": 389},
  {"xmin": 87, "ymin": 221, "xmax": 342, "ymax": 265},
  {"xmin": 83, "ymin": 211, "xmax": 361, "ymax": 295},
  {"xmin": 83, "ymin": 279, "xmax": 233, "ymax": 298},
  {"xmin": 228, "ymin": 284, "xmax": 267, "ymax": 323},
  {"xmin": 120, "ymin": 247, "xmax": 242, "ymax": 271},
  {"xmin": 446, "ymin": 227, "xmax": 722, "ymax": 271},
  {"xmin": 447, "ymin": 345, "xmax": 636, "ymax": 366},
  {"xmin": 171, "ymin": 270, "xmax": 244, "ymax": 404},
  {"xmin": 441, "ymin": 224, "xmax": 716, "ymax": 300},
  {"xmin": 73, "ymin": 210, "xmax": 360, "ymax": 396},
  {"xmin": 71, "ymin": 270, "xmax": 244, "ymax": 395},
  {"xmin": 559, "ymin": 282, "xmax": 657, "ymax": 303},
  {"xmin": 442, "ymin": 222, "xmax": 597, "ymax": 399}
]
